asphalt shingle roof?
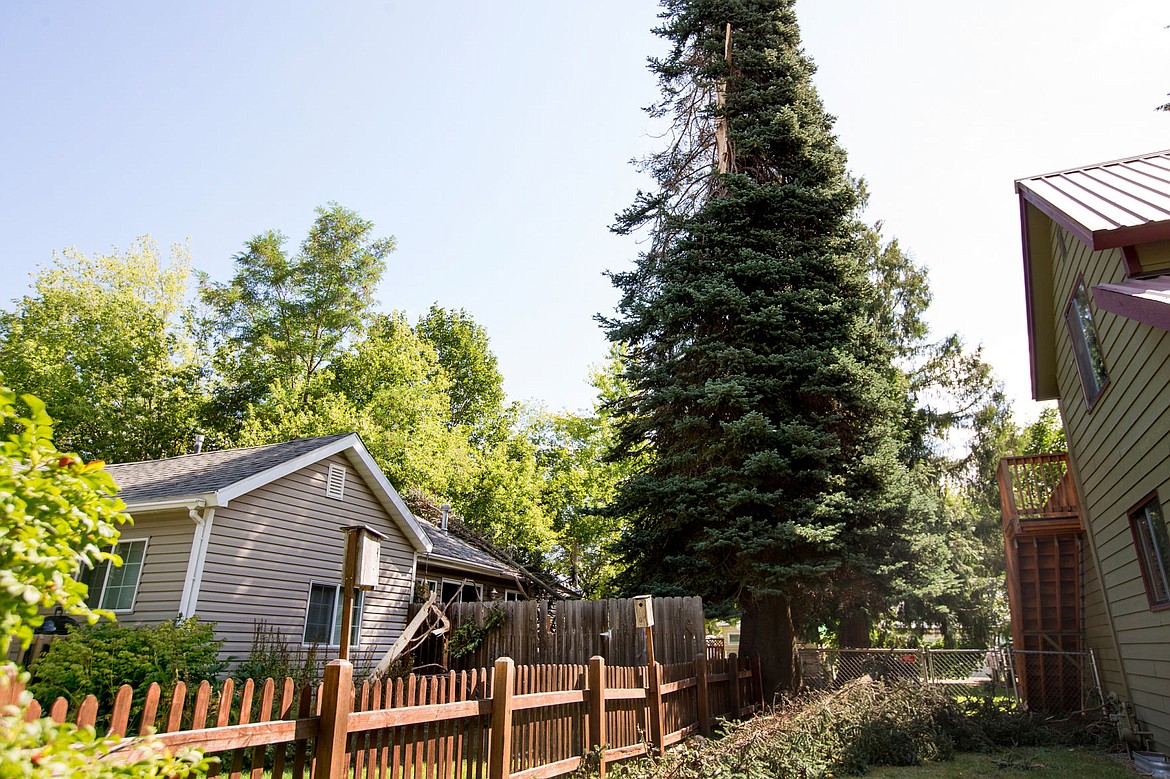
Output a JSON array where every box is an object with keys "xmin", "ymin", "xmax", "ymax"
[
  {"xmin": 420, "ymin": 522, "xmax": 519, "ymax": 575},
  {"xmin": 104, "ymin": 433, "xmax": 351, "ymax": 504}
]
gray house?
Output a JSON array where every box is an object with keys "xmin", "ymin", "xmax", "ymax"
[{"xmin": 94, "ymin": 433, "xmax": 434, "ymax": 663}]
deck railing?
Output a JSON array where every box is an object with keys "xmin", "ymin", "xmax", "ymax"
[{"xmin": 998, "ymin": 453, "xmax": 1082, "ymax": 535}]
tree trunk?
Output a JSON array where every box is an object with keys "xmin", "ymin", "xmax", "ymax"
[
  {"xmin": 739, "ymin": 593, "xmax": 798, "ymax": 701},
  {"xmin": 840, "ymin": 611, "xmax": 871, "ymax": 648}
]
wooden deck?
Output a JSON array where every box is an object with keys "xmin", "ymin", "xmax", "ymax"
[{"xmin": 998, "ymin": 454, "xmax": 1086, "ymax": 711}]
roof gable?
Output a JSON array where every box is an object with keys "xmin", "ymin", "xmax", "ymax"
[{"xmin": 106, "ymin": 433, "xmax": 431, "ymax": 553}]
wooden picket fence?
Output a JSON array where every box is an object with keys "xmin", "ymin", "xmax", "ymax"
[{"xmin": 2, "ymin": 653, "xmax": 761, "ymax": 778}]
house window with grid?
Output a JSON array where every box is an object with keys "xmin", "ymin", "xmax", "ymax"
[
  {"xmin": 303, "ymin": 583, "xmax": 363, "ymax": 646},
  {"xmin": 79, "ymin": 539, "xmax": 148, "ymax": 612},
  {"xmin": 1129, "ymin": 494, "xmax": 1170, "ymax": 610},
  {"xmin": 1064, "ymin": 277, "xmax": 1108, "ymax": 408}
]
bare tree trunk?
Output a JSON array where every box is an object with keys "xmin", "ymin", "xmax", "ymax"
[
  {"xmin": 739, "ymin": 592, "xmax": 799, "ymax": 701},
  {"xmin": 840, "ymin": 611, "xmax": 871, "ymax": 648}
]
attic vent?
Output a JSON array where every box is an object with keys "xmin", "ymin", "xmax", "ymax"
[{"xmin": 326, "ymin": 464, "xmax": 347, "ymax": 500}]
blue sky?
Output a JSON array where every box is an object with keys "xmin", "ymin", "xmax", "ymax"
[{"xmin": 1, "ymin": 1, "xmax": 1167, "ymax": 418}]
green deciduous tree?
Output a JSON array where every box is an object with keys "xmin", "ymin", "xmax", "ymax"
[
  {"xmin": 604, "ymin": 0, "xmax": 935, "ymax": 694},
  {"xmin": 532, "ymin": 348, "xmax": 641, "ymax": 598},
  {"xmin": 198, "ymin": 203, "xmax": 394, "ymax": 436},
  {"xmin": 416, "ymin": 305, "xmax": 506, "ymax": 438},
  {"xmin": 0, "ymin": 239, "xmax": 202, "ymax": 462}
]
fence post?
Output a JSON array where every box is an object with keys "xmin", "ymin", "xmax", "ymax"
[
  {"xmin": 921, "ymin": 646, "xmax": 931, "ymax": 682},
  {"xmin": 489, "ymin": 657, "xmax": 515, "ymax": 779},
  {"xmin": 728, "ymin": 653, "xmax": 742, "ymax": 718},
  {"xmin": 695, "ymin": 653, "xmax": 711, "ymax": 736},
  {"xmin": 588, "ymin": 656, "xmax": 607, "ymax": 778},
  {"xmin": 750, "ymin": 655, "xmax": 764, "ymax": 710},
  {"xmin": 314, "ymin": 659, "xmax": 353, "ymax": 779},
  {"xmin": 647, "ymin": 662, "xmax": 666, "ymax": 755}
]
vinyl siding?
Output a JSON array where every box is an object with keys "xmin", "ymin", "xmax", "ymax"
[
  {"xmin": 1049, "ymin": 222, "xmax": 1170, "ymax": 750},
  {"xmin": 194, "ymin": 452, "xmax": 416, "ymax": 665},
  {"xmin": 109, "ymin": 509, "xmax": 194, "ymax": 625}
]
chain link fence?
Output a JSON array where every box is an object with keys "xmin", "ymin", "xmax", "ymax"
[{"xmin": 797, "ymin": 646, "xmax": 1102, "ymax": 714}]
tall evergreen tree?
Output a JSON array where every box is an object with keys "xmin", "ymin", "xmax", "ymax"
[{"xmin": 603, "ymin": 0, "xmax": 933, "ymax": 694}]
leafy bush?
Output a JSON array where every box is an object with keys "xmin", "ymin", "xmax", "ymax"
[
  {"xmin": 0, "ymin": 385, "xmax": 207, "ymax": 777},
  {"xmin": 234, "ymin": 621, "xmax": 321, "ymax": 691},
  {"xmin": 0, "ymin": 389, "xmax": 128, "ymax": 655},
  {"xmin": 29, "ymin": 618, "xmax": 225, "ymax": 725}
]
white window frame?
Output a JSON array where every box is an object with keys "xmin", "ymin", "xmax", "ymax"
[
  {"xmin": 504, "ymin": 589, "xmax": 523, "ymax": 602},
  {"xmin": 82, "ymin": 538, "xmax": 149, "ymax": 613},
  {"xmin": 416, "ymin": 577, "xmax": 439, "ymax": 599},
  {"xmin": 301, "ymin": 581, "xmax": 363, "ymax": 647}
]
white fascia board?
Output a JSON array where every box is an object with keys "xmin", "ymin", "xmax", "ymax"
[
  {"xmin": 212, "ymin": 433, "xmax": 432, "ymax": 554},
  {"xmin": 212, "ymin": 434, "xmax": 362, "ymax": 505},
  {"xmin": 123, "ymin": 497, "xmax": 214, "ymax": 513},
  {"xmin": 341, "ymin": 438, "xmax": 433, "ymax": 554}
]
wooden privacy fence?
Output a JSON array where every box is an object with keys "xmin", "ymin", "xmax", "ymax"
[
  {"xmin": 416, "ymin": 596, "xmax": 706, "ymax": 669},
  {"xmin": 2, "ymin": 653, "xmax": 761, "ymax": 779}
]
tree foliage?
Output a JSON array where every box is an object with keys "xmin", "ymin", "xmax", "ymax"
[
  {"xmin": 0, "ymin": 386, "xmax": 206, "ymax": 777},
  {"xmin": 0, "ymin": 239, "xmax": 201, "ymax": 462},
  {"xmin": 198, "ymin": 202, "xmax": 394, "ymax": 434},
  {"xmin": 0, "ymin": 389, "xmax": 129, "ymax": 655},
  {"xmin": 604, "ymin": 0, "xmax": 937, "ymax": 692},
  {"xmin": 416, "ymin": 305, "xmax": 506, "ymax": 437}
]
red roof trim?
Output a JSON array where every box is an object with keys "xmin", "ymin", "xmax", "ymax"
[
  {"xmin": 1092, "ymin": 276, "xmax": 1170, "ymax": 332},
  {"xmin": 1018, "ymin": 194, "xmax": 1043, "ymax": 400},
  {"xmin": 1015, "ymin": 149, "xmax": 1170, "ymax": 250}
]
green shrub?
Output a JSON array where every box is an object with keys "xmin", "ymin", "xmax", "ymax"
[
  {"xmin": 234, "ymin": 621, "xmax": 321, "ymax": 691},
  {"xmin": 28, "ymin": 618, "xmax": 225, "ymax": 726}
]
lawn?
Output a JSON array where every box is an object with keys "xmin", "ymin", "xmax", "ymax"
[{"xmin": 867, "ymin": 748, "xmax": 1136, "ymax": 778}]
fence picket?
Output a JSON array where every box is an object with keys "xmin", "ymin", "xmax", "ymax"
[
  {"xmin": 110, "ymin": 684, "xmax": 133, "ymax": 737},
  {"xmin": 166, "ymin": 681, "xmax": 186, "ymax": 733},
  {"xmin": 139, "ymin": 683, "xmax": 160, "ymax": 734}
]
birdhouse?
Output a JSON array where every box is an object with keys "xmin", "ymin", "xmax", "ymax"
[{"xmin": 633, "ymin": 595, "xmax": 655, "ymax": 628}]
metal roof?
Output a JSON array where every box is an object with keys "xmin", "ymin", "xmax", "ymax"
[
  {"xmin": 1015, "ymin": 149, "xmax": 1170, "ymax": 250},
  {"xmin": 105, "ymin": 433, "xmax": 352, "ymax": 504}
]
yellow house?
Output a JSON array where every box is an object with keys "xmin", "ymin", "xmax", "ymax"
[{"xmin": 1007, "ymin": 149, "xmax": 1170, "ymax": 751}]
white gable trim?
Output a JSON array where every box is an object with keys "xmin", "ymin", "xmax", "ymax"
[{"xmin": 212, "ymin": 434, "xmax": 431, "ymax": 553}]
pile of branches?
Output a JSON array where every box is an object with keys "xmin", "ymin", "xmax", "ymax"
[{"xmin": 606, "ymin": 679, "xmax": 1116, "ymax": 779}]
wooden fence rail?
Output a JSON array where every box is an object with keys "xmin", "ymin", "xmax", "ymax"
[{"xmin": 2, "ymin": 653, "xmax": 762, "ymax": 779}]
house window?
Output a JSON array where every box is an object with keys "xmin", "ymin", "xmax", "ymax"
[
  {"xmin": 303, "ymin": 583, "xmax": 363, "ymax": 646},
  {"xmin": 1129, "ymin": 494, "xmax": 1170, "ymax": 610},
  {"xmin": 79, "ymin": 539, "xmax": 148, "ymax": 612},
  {"xmin": 326, "ymin": 464, "xmax": 347, "ymax": 500},
  {"xmin": 440, "ymin": 580, "xmax": 482, "ymax": 604},
  {"xmin": 416, "ymin": 577, "xmax": 439, "ymax": 602},
  {"xmin": 1064, "ymin": 277, "xmax": 1108, "ymax": 408},
  {"xmin": 504, "ymin": 589, "xmax": 523, "ymax": 602}
]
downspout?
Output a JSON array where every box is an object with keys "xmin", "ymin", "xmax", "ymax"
[{"xmin": 178, "ymin": 503, "xmax": 215, "ymax": 618}]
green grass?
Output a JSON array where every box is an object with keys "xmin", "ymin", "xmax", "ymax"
[{"xmin": 867, "ymin": 748, "xmax": 1135, "ymax": 778}]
